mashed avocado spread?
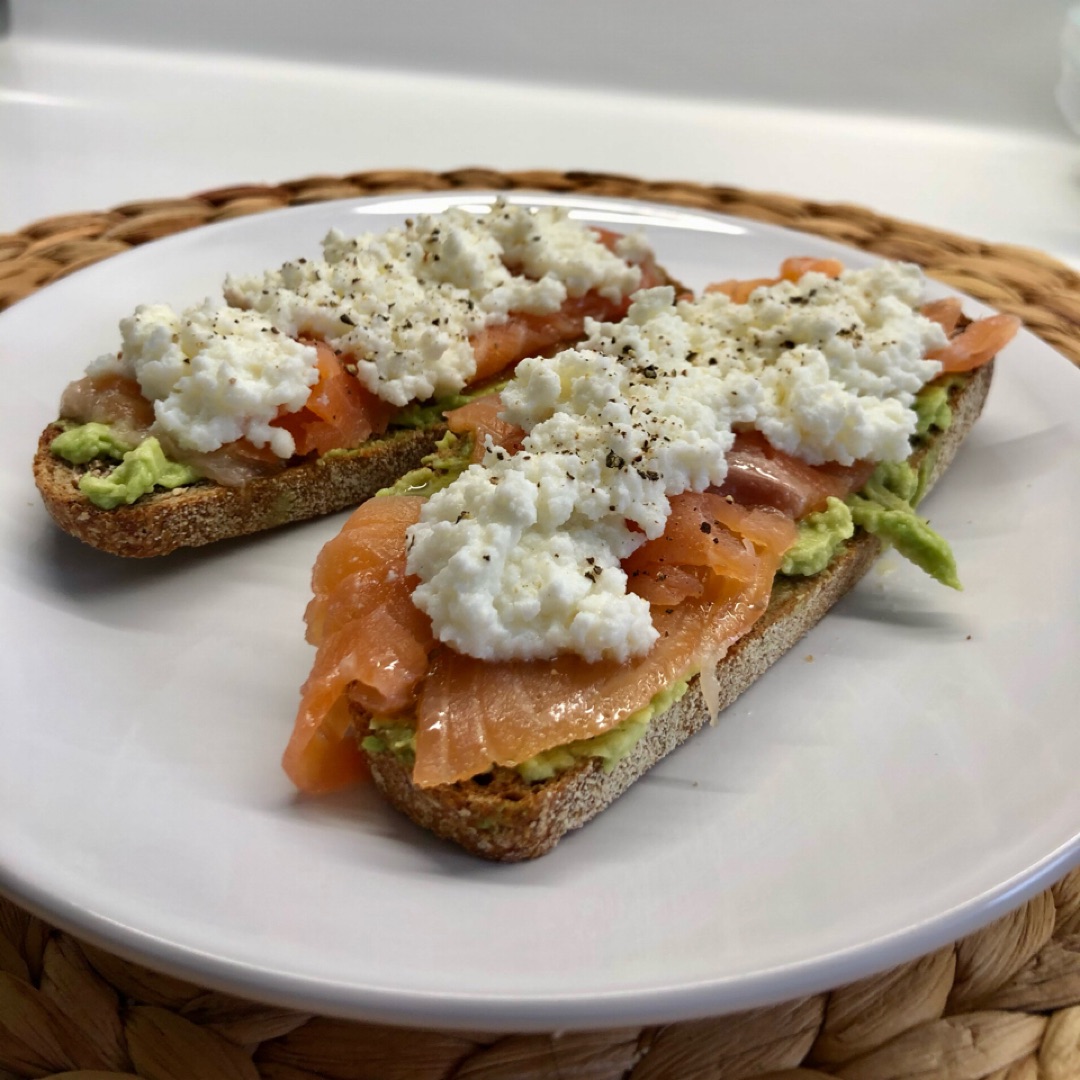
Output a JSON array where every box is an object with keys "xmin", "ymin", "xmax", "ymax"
[
  {"xmin": 914, "ymin": 382, "xmax": 953, "ymax": 437},
  {"xmin": 846, "ymin": 460, "xmax": 960, "ymax": 589},
  {"xmin": 780, "ymin": 497, "xmax": 854, "ymax": 577},
  {"xmin": 781, "ymin": 379, "xmax": 959, "ymax": 588},
  {"xmin": 50, "ymin": 421, "xmax": 135, "ymax": 464},
  {"xmin": 51, "ymin": 424, "xmax": 199, "ymax": 509},
  {"xmin": 79, "ymin": 438, "xmax": 198, "ymax": 509},
  {"xmin": 379, "ymin": 431, "xmax": 474, "ymax": 498},
  {"xmin": 781, "ymin": 458, "xmax": 957, "ymax": 588}
]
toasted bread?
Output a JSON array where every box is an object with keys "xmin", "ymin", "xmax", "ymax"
[
  {"xmin": 357, "ymin": 361, "xmax": 994, "ymax": 861},
  {"xmin": 33, "ymin": 423, "xmax": 444, "ymax": 558}
]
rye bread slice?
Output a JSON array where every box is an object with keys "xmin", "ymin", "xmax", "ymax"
[
  {"xmin": 33, "ymin": 424, "xmax": 444, "ymax": 558},
  {"xmin": 358, "ymin": 361, "xmax": 995, "ymax": 861}
]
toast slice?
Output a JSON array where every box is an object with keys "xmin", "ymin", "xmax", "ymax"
[
  {"xmin": 356, "ymin": 360, "xmax": 994, "ymax": 861},
  {"xmin": 32, "ymin": 203, "xmax": 674, "ymax": 558},
  {"xmin": 33, "ymin": 423, "xmax": 443, "ymax": 558}
]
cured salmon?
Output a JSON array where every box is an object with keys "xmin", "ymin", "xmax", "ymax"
[
  {"xmin": 472, "ymin": 293, "xmax": 628, "ymax": 383},
  {"xmin": 468, "ymin": 231, "xmax": 666, "ymax": 381},
  {"xmin": 271, "ymin": 342, "xmax": 397, "ymax": 458},
  {"xmin": 920, "ymin": 297, "xmax": 963, "ymax": 336},
  {"xmin": 284, "ymin": 495, "xmax": 434, "ymax": 794},
  {"xmin": 59, "ymin": 373, "xmax": 155, "ymax": 440},
  {"xmin": 444, "ymin": 394, "xmax": 525, "ymax": 462},
  {"xmin": 708, "ymin": 257, "xmax": 1021, "ymax": 377},
  {"xmin": 411, "ymin": 494, "xmax": 795, "ymax": 787},
  {"xmin": 928, "ymin": 313, "xmax": 1021, "ymax": 372},
  {"xmin": 284, "ymin": 488, "xmax": 796, "ymax": 793},
  {"xmin": 705, "ymin": 256, "xmax": 844, "ymax": 302},
  {"xmin": 921, "ymin": 298, "xmax": 1022, "ymax": 371},
  {"xmin": 714, "ymin": 432, "xmax": 875, "ymax": 518}
]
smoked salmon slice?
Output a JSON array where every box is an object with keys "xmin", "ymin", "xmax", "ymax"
[
  {"xmin": 445, "ymin": 394, "xmax": 525, "ymax": 462},
  {"xmin": 625, "ymin": 497, "xmax": 759, "ymax": 605},
  {"xmin": 284, "ymin": 607, "xmax": 434, "ymax": 795},
  {"xmin": 305, "ymin": 495, "xmax": 427, "ymax": 646},
  {"xmin": 928, "ymin": 313, "xmax": 1021, "ymax": 372},
  {"xmin": 705, "ymin": 256, "xmax": 844, "ymax": 302},
  {"xmin": 284, "ymin": 496, "xmax": 435, "ymax": 794},
  {"xmin": 461, "ymin": 225, "xmax": 665, "ymax": 383},
  {"xmin": 285, "ymin": 488, "xmax": 797, "ymax": 794},
  {"xmin": 467, "ymin": 229, "xmax": 668, "ymax": 383},
  {"xmin": 715, "ymin": 432, "xmax": 874, "ymax": 518},
  {"xmin": 470, "ymin": 293, "xmax": 622, "ymax": 383},
  {"xmin": 706, "ymin": 258, "xmax": 1020, "ymax": 379},
  {"xmin": 59, "ymin": 373, "xmax": 155, "ymax": 439},
  {"xmin": 778, "ymin": 256, "xmax": 844, "ymax": 282},
  {"xmin": 272, "ymin": 342, "xmax": 397, "ymax": 457},
  {"xmin": 920, "ymin": 298, "xmax": 963, "ymax": 336},
  {"xmin": 411, "ymin": 494, "xmax": 796, "ymax": 788}
]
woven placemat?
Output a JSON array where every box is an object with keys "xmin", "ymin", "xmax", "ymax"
[{"xmin": 2, "ymin": 168, "xmax": 1079, "ymax": 1080}]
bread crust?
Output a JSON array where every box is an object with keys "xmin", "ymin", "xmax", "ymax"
[
  {"xmin": 33, "ymin": 424, "xmax": 443, "ymax": 557},
  {"xmin": 360, "ymin": 361, "xmax": 996, "ymax": 861}
]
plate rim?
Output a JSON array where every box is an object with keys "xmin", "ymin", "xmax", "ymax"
[{"xmin": 3, "ymin": 834, "xmax": 1079, "ymax": 1031}]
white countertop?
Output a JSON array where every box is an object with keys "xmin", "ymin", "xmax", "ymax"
[{"xmin": 3, "ymin": 1, "xmax": 1079, "ymax": 267}]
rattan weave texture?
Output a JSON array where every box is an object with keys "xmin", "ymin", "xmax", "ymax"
[{"xmin": 1, "ymin": 169, "xmax": 1077, "ymax": 1080}]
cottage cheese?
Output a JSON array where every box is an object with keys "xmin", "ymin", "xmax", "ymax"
[
  {"xmin": 223, "ymin": 202, "xmax": 644, "ymax": 408},
  {"xmin": 405, "ymin": 452, "xmax": 659, "ymax": 662},
  {"xmin": 407, "ymin": 263, "xmax": 949, "ymax": 663},
  {"xmin": 87, "ymin": 301, "xmax": 319, "ymax": 457},
  {"xmin": 409, "ymin": 288, "xmax": 757, "ymax": 662},
  {"xmin": 681, "ymin": 262, "xmax": 947, "ymax": 465}
]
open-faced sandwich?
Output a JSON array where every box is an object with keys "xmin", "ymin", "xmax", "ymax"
[
  {"xmin": 283, "ymin": 255, "xmax": 1019, "ymax": 860},
  {"xmin": 33, "ymin": 202, "xmax": 667, "ymax": 556}
]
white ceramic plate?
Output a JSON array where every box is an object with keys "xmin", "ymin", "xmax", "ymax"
[{"xmin": 1, "ymin": 192, "xmax": 1077, "ymax": 1032}]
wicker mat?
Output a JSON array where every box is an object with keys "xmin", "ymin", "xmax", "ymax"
[{"xmin": 1, "ymin": 169, "xmax": 1079, "ymax": 1080}]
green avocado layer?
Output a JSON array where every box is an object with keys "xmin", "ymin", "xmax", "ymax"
[
  {"xmin": 50, "ymin": 421, "xmax": 135, "ymax": 464},
  {"xmin": 378, "ymin": 431, "xmax": 473, "ymax": 498},
  {"xmin": 847, "ymin": 460, "xmax": 960, "ymax": 589},
  {"xmin": 51, "ymin": 424, "xmax": 199, "ymax": 509}
]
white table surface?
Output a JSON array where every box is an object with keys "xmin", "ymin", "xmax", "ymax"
[{"xmin": 2, "ymin": 0, "xmax": 1078, "ymax": 268}]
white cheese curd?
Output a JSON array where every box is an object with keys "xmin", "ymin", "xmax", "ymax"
[
  {"xmin": 409, "ymin": 288, "xmax": 751, "ymax": 663},
  {"xmin": 406, "ymin": 452, "xmax": 658, "ymax": 663},
  {"xmin": 681, "ymin": 262, "xmax": 947, "ymax": 465},
  {"xmin": 484, "ymin": 205, "xmax": 643, "ymax": 304},
  {"xmin": 88, "ymin": 301, "xmax": 319, "ymax": 457},
  {"xmin": 407, "ymin": 262, "xmax": 950, "ymax": 664},
  {"xmin": 223, "ymin": 201, "xmax": 643, "ymax": 408}
]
